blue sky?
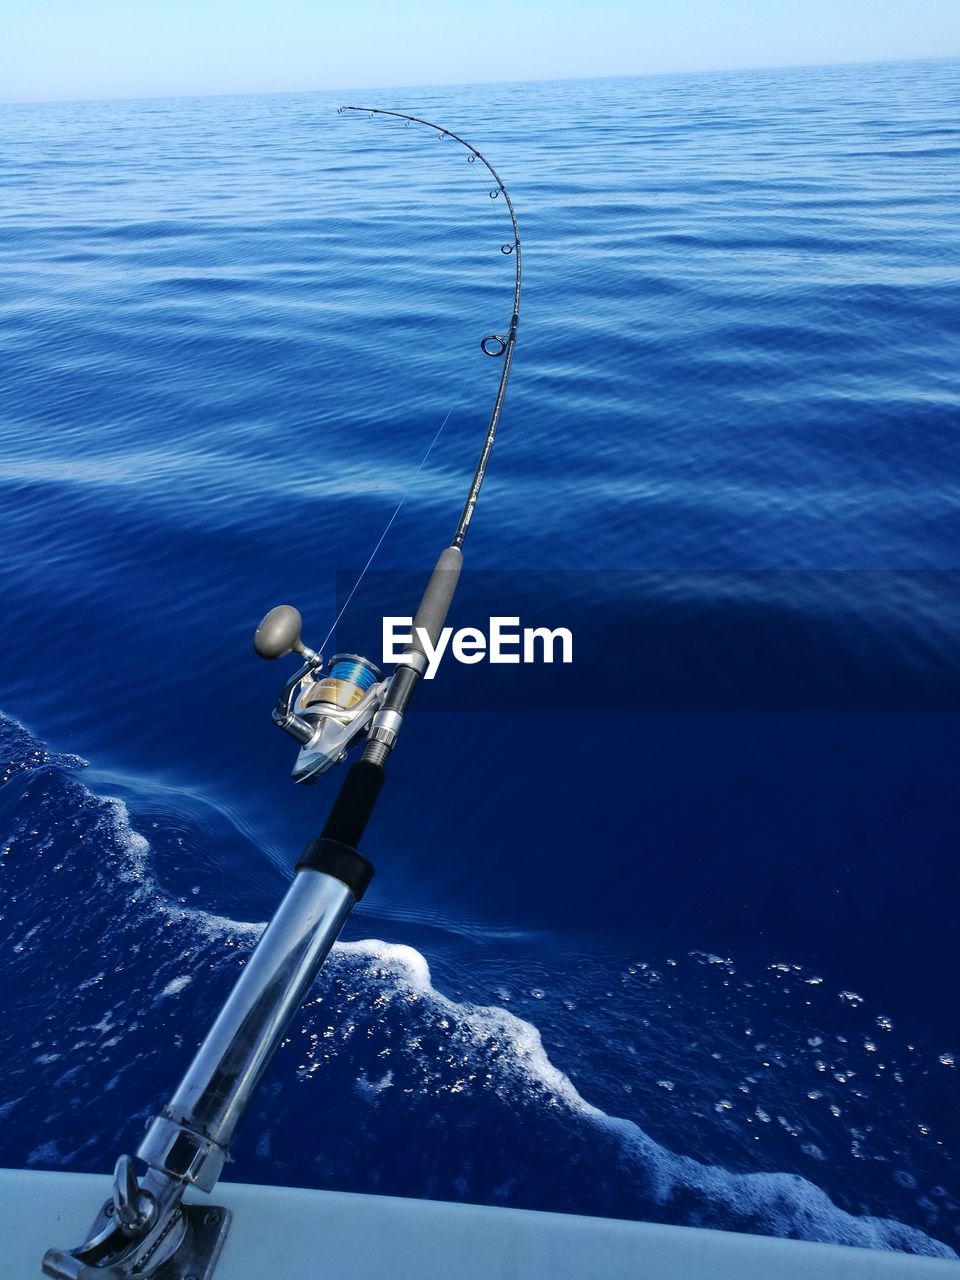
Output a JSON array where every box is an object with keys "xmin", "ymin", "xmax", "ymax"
[{"xmin": 5, "ymin": 0, "xmax": 960, "ymax": 103}]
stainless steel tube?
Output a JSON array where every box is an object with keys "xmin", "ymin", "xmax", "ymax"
[{"xmin": 139, "ymin": 869, "xmax": 354, "ymax": 1183}]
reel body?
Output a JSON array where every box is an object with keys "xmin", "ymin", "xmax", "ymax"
[
  {"xmin": 253, "ymin": 607, "xmax": 387, "ymax": 785},
  {"xmin": 289, "ymin": 654, "xmax": 386, "ymax": 784}
]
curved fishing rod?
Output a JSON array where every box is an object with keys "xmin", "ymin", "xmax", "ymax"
[
  {"xmin": 338, "ymin": 105, "xmax": 522, "ymax": 548},
  {"xmin": 45, "ymin": 108, "xmax": 524, "ymax": 1280}
]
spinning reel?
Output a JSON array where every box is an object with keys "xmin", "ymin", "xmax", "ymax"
[{"xmin": 254, "ymin": 605, "xmax": 388, "ymax": 785}]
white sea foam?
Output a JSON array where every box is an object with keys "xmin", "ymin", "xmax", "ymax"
[
  {"xmin": 318, "ymin": 940, "xmax": 956, "ymax": 1256},
  {"xmin": 13, "ymin": 751, "xmax": 955, "ymax": 1259},
  {"xmin": 158, "ymin": 975, "xmax": 192, "ymax": 997}
]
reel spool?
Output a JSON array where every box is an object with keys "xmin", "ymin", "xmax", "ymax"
[{"xmin": 300, "ymin": 654, "xmax": 382, "ymax": 713}]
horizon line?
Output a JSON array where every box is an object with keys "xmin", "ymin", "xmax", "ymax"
[{"xmin": 2, "ymin": 52, "xmax": 957, "ymax": 109}]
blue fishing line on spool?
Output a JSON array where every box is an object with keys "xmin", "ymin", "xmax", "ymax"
[{"xmin": 329, "ymin": 658, "xmax": 379, "ymax": 692}]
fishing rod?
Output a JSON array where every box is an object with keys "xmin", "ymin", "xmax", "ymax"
[{"xmin": 45, "ymin": 107, "xmax": 521, "ymax": 1280}]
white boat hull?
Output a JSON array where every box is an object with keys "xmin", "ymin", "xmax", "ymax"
[{"xmin": 2, "ymin": 1169, "xmax": 958, "ymax": 1279}]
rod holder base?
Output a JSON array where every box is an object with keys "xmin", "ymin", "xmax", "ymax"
[
  {"xmin": 171, "ymin": 1203, "xmax": 232, "ymax": 1280},
  {"xmin": 42, "ymin": 1195, "xmax": 231, "ymax": 1280}
]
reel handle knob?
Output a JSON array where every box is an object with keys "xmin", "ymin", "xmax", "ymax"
[{"xmin": 254, "ymin": 605, "xmax": 305, "ymax": 660}]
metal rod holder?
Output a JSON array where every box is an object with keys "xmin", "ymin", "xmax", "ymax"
[
  {"xmin": 43, "ymin": 868, "xmax": 360, "ymax": 1278},
  {"xmin": 139, "ymin": 869, "xmax": 355, "ymax": 1186}
]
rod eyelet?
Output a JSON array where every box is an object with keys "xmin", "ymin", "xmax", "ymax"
[{"xmin": 481, "ymin": 334, "xmax": 507, "ymax": 357}]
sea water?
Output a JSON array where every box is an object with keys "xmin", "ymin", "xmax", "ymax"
[{"xmin": 0, "ymin": 60, "xmax": 958, "ymax": 1255}]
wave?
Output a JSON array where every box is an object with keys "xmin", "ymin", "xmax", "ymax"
[{"xmin": 0, "ymin": 714, "xmax": 953, "ymax": 1258}]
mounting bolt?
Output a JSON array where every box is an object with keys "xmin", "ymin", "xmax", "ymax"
[{"xmin": 203, "ymin": 1210, "xmax": 221, "ymax": 1226}]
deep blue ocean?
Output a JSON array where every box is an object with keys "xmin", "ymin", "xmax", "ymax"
[{"xmin": 1, "ymin": 59, "xmax": 959, "ymax": 1258}]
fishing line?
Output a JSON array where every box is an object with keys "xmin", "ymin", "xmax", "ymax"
[{"xmin": 317, "ymin": 362, "xmax": 476, "ymax": 655}]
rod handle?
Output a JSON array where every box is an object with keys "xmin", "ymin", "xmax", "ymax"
[
  {"xmin": 320, "ymin": 760, "xmax": 386, "ymax": 849},
  {"xmin": 409, "ymin": 546, "xmax": 463, "ymax": 654}
]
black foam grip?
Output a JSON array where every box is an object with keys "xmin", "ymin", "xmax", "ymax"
[
  {"xmin": 296, "ymin": 837, "xmax": 375, "ymax": 901},
  {"xmin": 320, "ymin": 760, "xmax": 385, "ymax": 849}
]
